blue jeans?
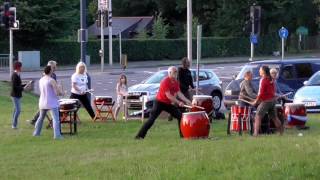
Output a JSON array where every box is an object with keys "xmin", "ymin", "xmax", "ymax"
[
  {"xmin": 33, "ymin": 108, "xmax": 63, "ymax": 139},
  {"xmin": 11, "ymin": 97, "xmax": 21, "ymax": 128}
]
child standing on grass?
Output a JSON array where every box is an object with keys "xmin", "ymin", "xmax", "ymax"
[{"xmin": 115, "ymin": 74, "xmax": 128, "ymax": 120}]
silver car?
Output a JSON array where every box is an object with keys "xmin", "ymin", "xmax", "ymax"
[
  {"xmin": 294, "ymin": 71, "xmax": 320, "ymax": 112},
  {"xmin": 128, "ymin": 69, "xmax": 223, "ymax": 113}
]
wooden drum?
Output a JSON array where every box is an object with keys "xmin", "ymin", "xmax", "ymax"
[
  {"xmin": 180, "ymin": 111, "xmax": 210, "ymax": 139},
  {"xmin": 59, "ymin": 99, "xmax": 79, "ymax": 110},
  {"xmin": 191, "ymin": 95, "xmax": 213, "ymax": 115},
  {"xmin": 230, "ymin": 105, "xmax": 251, "ymax": 132},
  {"xmin": 94, "ymin": 96, "xmax": 113, "ymax": 105},
  {"xmin": 284, "ymin": 103, "xmax": 307, "ymax": 126}
]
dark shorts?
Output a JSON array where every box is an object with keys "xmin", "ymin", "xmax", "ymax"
[{"xmin": 256, "ymin": 101, "xmax": 276, "ymax": 118}]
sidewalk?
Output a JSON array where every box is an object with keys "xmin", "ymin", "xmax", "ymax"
[{"xmin": 1, "ymin": 52, "xmax": 320, "ymax": 81}]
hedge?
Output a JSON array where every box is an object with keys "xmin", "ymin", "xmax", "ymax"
[{"xmin": 0, "ymin": 36, "xmax": 279, "ymax": 65}]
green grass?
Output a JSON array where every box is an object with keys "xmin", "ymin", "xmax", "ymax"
[{"xmin": 1, "ymin": 81, "xmax": 320, "ymax": 179}]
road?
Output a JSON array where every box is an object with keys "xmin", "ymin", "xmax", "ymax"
[{"xmin": 0, "ymin": 62, "xmax": 245, "ymax": 111}]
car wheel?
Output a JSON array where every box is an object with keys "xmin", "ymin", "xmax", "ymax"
[{"xmin": 211, "ymin": 92, "xmax": 222, "ymax": 111}]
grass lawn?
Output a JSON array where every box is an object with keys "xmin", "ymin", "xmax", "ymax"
[{"xmin": 1, "ymin": 81, "xmax": 320, "ymax": 180}]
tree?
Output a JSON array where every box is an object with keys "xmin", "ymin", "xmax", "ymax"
[
  {"xmin": 151, "ymin": 14, "xmax": 169, "ymax": 39},
  {"xmin": 12, "ymin": 0, "xmax": 79, "ymax": 43}
]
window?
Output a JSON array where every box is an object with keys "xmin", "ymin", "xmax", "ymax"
[
  {"xmin": 281, "ymin": 65, "xmax": 294, "ymax": 79},
  {"xmin": 295, "ymin": 63, "xmax": 313, "ymax": 78},
  {"xmin": 192, "ymin": 71, "xmax": 208, "ymax": 81}
]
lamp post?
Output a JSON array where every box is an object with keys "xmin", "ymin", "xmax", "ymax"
[{"xmin": 187, "ymin": 0, "xmax": 192, "ymax": 66}]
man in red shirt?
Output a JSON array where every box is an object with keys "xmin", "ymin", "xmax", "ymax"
[{"xmin": 135, "ymin": 66, "xmax": 192, "ymax": 139}]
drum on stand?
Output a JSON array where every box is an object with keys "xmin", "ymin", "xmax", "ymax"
[
  {"xmin": 230, "ymin": 105, "xmax": 251, "ymax": 132},
  {"xmin": 284, "ymin": 103, "xmax": 307, "ymax": 127},
  {"xmin": 191, "ymin": 95, "xmax": 213, "ymax": 116},
  {"xmin": 94, "ymin": 96, "xmax": 113, "ymax": 105},
  {"xmin": 59, "ymin": 99, "xmax": 79, "ymax": 110},
  {"xmin": 180, "ymin": 111, "xmax": 210, "ymax": 139}
]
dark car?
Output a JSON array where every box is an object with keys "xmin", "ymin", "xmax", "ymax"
[
  {"xmin": 129, "ymin": 69, "xmax": 223, "ymax": 112},
  {"xmin": 224, "ymin": 59, "xmax": 320, "ymax": 109}
]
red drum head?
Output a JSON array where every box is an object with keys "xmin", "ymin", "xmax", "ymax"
[
  {"xmin": 284, "ymin": 103, "xmax": 307, "ymax": 126},
  {"xmin": 230, "ymin": 105, "xmax": 251, "ymax": 131},
  {"xmin": 180, "ymin": 111, "xmax": 210, "ymax": 139},
  {"xmin": 192, "ymin": 95, "xmax": 213, "ymax": 115}
]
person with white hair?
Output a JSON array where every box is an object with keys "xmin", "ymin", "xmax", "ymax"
[
  {"xmin": 135, "ymin": 66, "xmax": 192, "ymax": 139},
  {"xmin": 70, "ymin": 62, "xmax": 95, "ymax": 119},
  {"xmin": 28, "ymin": 60, "xmax": 58, "ymax": 125}
]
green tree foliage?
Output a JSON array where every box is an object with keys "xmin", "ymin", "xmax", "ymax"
[
  {"xmin": 8, "ymin": 0, "xmax": 79, "ymax": 43},
  {"xmin": 151, "ymin": 14, "xmax": 169, "ymax": 39}
]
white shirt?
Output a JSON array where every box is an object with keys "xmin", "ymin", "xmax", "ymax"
[{"xmin": 71, "ymin": 73, "xmax": 88, "ymax": 95}]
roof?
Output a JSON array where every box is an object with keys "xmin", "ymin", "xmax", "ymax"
[{"xmin": 88, "ymin": 16, "xmax": 154, "ymax": 37}]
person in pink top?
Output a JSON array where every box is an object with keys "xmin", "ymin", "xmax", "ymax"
[{"xmin": 253, "ymin": 66, "xmax": 283, "ymax": 136}]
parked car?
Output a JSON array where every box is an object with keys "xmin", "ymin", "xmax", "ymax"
[
  {"xmin": 294, "ymin": 71, "xmax": 320, "ymax": 112},
  {"xmin": 224, "ymin": 59, "xmax": 320, "ymax": 109},
  {"xmin": 128, "ymin": 69, "xmax": 223, "ymax": 114}
]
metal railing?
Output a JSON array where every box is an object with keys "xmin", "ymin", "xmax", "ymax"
[{"xmin": 0, "ymin": 54, "xmax": 9, "ymax": 71}]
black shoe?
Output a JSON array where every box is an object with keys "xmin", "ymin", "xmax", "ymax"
[{"xmin": 26, "ymin": 119, "xmax": 36, "ymax": 125}]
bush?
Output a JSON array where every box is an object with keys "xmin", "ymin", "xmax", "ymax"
[{"xmin": 0, "ymin": 35, "xmax": 279, "ymax": 65}]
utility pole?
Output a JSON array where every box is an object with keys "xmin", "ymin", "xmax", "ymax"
[
  {"xmin": 108, "ymin": 0, "xmax": 113, "ymax": 66},
  {"xmin": 9, "ymin": 28, "xmax": 13, "ymax": 76},
  {"xmin": 100, "ymin": 10, "xmax": 104, "ymax": 72},
  {"xmin": 80, "ymin": 0, "xmax": 87, "ymax": 63},
  {"xmin": 187, "ymin": 0, "xmax": 192, "ymax": 66},
  {"xmin": 250, "ymin": 5, "xmax": 255, "ymax": 61}
]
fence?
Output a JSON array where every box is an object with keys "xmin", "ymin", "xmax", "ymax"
[{"xmin": 0, "ymin": 54, "xmax": 9, "ymax": 71}]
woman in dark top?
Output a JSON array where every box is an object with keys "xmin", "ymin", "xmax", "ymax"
[
  {"xmin": 10, "ymin": 61, "xmax": 25, "ymax": 129},
  {"xmin": 178, "ymin": 57, "xmax": 194, "ymax": 100}
]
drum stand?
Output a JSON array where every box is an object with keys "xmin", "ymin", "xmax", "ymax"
[
  {"xmin": 93, "ymin": 100, "xmax": 116, "ymax": 122},
  {"xmin": 227, "ymin": 103, "xmax": 254, "ymax": 136},
  {"xmin": 59, "ymin": 108, "xmax": 79, "ymax": 135},
  {"xmin": 123, "ymin": 95, "xmax": 145, "ymax": 122}
]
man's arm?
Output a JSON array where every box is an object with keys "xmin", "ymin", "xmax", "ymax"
[{"xmin": 177, "ymin": 91, "xmax": 192, "ymax": 105}]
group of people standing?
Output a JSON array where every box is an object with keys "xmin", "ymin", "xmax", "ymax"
[{"xmin": 239, "ymin": 66, "xmax": 284, "ymax": 136}]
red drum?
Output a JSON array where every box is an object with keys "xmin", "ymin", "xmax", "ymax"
[
  {"xmin": 180, "ymin": 111, "xmax": 210, "ymax": 139},
  {"xmin": 284, "ymin": 103, "xmax": 307, "ymax": 126},
  {"xmin": 94, "ymin": 96, "xmax": 113, "ymax": 104},
  {"xmin": 191, "ymin": 95, "xmax": 213, "ymax": 115},
  {"xmin": 59, "ymin": 99, "xmax": 78, "ymax": 110},
  {"xmin": 230, "ymin": 105, "xmax": 251, "ymax": 131}
]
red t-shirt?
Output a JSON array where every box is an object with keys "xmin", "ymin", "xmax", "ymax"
[
  {"xmin": 257, "ymin": 77, "xmax": 275, "ymax": 101},
  {"xmin": 156, "ymin": 76, "xmax": 180, "ymax": 104}
]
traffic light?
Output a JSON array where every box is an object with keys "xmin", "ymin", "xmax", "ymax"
[
  {"xmin": 250, "ymin": 5, "xmax": 261, "ymax": 35},
  {"xmin": 8, "ymin": 7, "xmax": 17, "ymax": 28},
  {"xmin": 96, "ymin": 11, "xmax": 108, "ymax": 28}
]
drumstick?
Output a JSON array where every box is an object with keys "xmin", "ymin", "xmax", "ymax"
[
  {"xmin": 240, "ymin": 95, "xmax": 255, "ymax": 101},
  {"xmin": 183, "ymin": 105, "xmax": 205, "ymax": 110},
  {"xmin": 239, "ymin": 99, "xmax": 255, "ymax": 106}
]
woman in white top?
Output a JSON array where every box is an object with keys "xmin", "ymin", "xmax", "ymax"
[
  {"xmin": 115, "ymin": 74, "xmax": 128, "ymax": 120},
  {"xmin": 70, "ymin": 62, "xmax": 95, "ymax": 119},
  {"xmin": 33, "ymin": 66, "xmax": 63, "ymax": 139}
]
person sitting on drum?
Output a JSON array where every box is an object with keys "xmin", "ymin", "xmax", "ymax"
[
  {"xmin": 70, "ymin": 62, "xmax": 95, "ymax": 119},
  {"xmin": 252, "ymin": 66, "xmax": 284, "ymax": 136},
  {"xmin": 114, "ymin": 74, "xmax": 128, "ymax": 120},
  {"xmin": 33, "ymin": 66, "xmax": 63, "ymax": 139},
  {"xmin": 135, "ymin": 66, "xmax": 192, "ymax": 139},
  {"xmin": 239, "ymin": 70, "xmax": 257, "ymax": 106}
]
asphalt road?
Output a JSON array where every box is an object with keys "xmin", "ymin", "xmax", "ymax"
[{"xmin": 0, "ymin": 62, "xmax": 246, "ymax": 112}]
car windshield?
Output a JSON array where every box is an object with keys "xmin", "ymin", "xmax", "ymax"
[
  {"xmin": 143, "ymin": 71, "xmax": 168, "ymax": 84},
  {"xmin": 308, "ymin": 72, "xmax": 320, "ymax": 85},
  {"xmin": 236, "ymin": 64, "xmax": 280, "ymax": 80}
]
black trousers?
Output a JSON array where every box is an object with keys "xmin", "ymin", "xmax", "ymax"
[
  {"xmin": 136, "ymin": 100, "xmax": 182, "ymax": 138},
  {"xmin": 70, "ymin": 93, "xmax": 95, "ymax": 119}
]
